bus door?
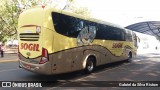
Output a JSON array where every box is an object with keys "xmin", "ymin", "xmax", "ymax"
[
  {"xmin": 132, "ymin": 32, "xmax": 139, "ymax": 56},
  {"xmin": 133, "ymin": 32, "xmax": 138, "ymax": 48}
]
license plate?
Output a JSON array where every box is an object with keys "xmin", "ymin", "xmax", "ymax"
[{"xmin": 26, "ymin": 65, "xmax": 31, "ymax": 69}]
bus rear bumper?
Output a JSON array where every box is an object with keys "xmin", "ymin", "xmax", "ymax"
[{"xmin": 19, "ymin": 60, "xmax": 52, "ymax": 75}]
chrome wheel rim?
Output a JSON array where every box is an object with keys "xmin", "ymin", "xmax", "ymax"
[{"xmin": 87, "ymin": 61, "xmax": 94, "ymax": 72}]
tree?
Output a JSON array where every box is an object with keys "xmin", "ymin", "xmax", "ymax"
[
  {"xmin": 0, "ymin": 0, "xmax": 19, "ymax": 42},
  {"xmin": 61, "ymin": 0, "xmax": 91, "ymax": 16},
  {"xmin": 0, "ymin": 0, "xmax": 41, "ymax": 42}
]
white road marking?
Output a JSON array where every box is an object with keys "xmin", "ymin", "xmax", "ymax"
[
  {"xmin": 0, "ymin": 68, "xmax": 20, "ymax": 73},
  {"xmin": 0, "ymin": 60, "xmax": 18, "ymax": 63}
]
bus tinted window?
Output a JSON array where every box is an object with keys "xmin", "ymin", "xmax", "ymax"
[
  {"xmin": 95, "ymin": 24, "xmax": 106, "ymax": 39},
  {"xmin": 52, "ymin": 12, "xmax": 84, "ymax": 38},
  {"xmin": 125, "ymin": 30, "xmax": 132, "ymax": 41},
  {"xmin": 96, "ymin": 24, "xmax": 125, "ymax": 41},
  {"xmin": 52, "ymin": 12, "xmax": 125, "ymax": 41}
]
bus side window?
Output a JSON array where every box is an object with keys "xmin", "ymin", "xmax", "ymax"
[
  {"xmin": 125, "ymin": 30, "xmax": 132, "ymax": 41},
  {"xmin": 88, "ymin": 25, "xmax": 96, "ymax": 41},
  {"xmin": 110, "ymin": 28, "xmax": 121, "ymax": 41},
  {"xmin": 96, "ymin": 24, "xmax": 106, "ymax": 40},
  {"xmin": 52, "ymin": 12, "xmax": 83, "ymax": 38},
  {"xmin": 77, "ymin": 21, "xmax": 97, "ymax": 46},
  {"xmin": 96, "ymin": 25, "xmax": 125, "ymax": 41},
  {"xmin": 121, "ymin": 30, "xmax": 126, "ymax": 41}
]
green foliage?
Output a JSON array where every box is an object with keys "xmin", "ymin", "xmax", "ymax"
[
  {"xmin": 73, "ymin": 7, "xmax": 91, "ymax": 16},
  {"xmin": 63, "ymin": 0, "xmax": 91, "ymax": 16},
  {"xmin": 0, "ymin": 0, "xmax": 41, "ymax": 43},
  {"xmin": 0, "ymin": 0, "xmax": 19, "ymax": 42}
]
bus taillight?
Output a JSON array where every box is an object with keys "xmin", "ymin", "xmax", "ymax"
[{"xmin": 39, "ymin": 48, "xmax": 49, "ymax": 64}]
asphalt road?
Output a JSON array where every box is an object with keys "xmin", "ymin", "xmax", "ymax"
[{"xmin": 0, "ymin": 53, "xmax": 160, "ymax": 90}]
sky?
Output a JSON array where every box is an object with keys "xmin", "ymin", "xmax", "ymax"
[
  {"xmin": 72, "ymin": 0, "xmax": 160, "ymax": 27},
  {"xmin": 17, "ymin": 0, "xmax": 160, "ymax": 27}
]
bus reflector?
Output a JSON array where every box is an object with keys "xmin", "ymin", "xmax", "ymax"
[
  {"xmin": 36, "ymin": 26, "xmax": 41, "ymax": 33},
  {"xmin": 39, "ymin": 48, "xmax": 49, "ymax": 64}
]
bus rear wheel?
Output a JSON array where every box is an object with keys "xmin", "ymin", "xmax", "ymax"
[
  {"xmin": 84, "ymin": 57, "xmax": 96, "ymax": 73},
  {"xmin": 127, "ymin": 52, "xmax": 132, "ymax": 62}
]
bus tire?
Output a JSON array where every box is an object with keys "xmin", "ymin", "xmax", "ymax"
[
  {"xmin": 84, "ymin": 57, "xmax": 96, "ymax": 74},
  {"xmin": 127, "ymin": 52, "xmax": 132, "ymax": 62}
]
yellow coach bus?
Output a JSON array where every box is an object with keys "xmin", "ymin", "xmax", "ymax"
[{"xmin": 18, "ymin": 6, "xmax": 138, "ymax": 75}]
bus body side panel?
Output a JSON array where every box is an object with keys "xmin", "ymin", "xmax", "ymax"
[
  {"xmin": 71, "ymin": 47, "xmax": 84, "ymax": 71},
  {"xmin": 49, "ymin": 44, "xmax": 129, "ymax": 74},
  {"xmin": 51, "ymin": 32, "xmax": 75, "ymax": 74},
  {"xmin": 51, "ymin": 51, "xmax": 73, "ymax": 74},
  {"xmin": 49, "ymin": 40, "xmax": 136, "ymax": 75}
]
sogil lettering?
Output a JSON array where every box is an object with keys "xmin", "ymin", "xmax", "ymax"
[
  {"xmin": 21, "ymin": 43, "xmax": 39, "ymax": 51},
  {"xmin": 112, "ymin": 43, "xmax": 123, "ymax": 48}
]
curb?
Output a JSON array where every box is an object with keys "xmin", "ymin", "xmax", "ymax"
[{"xmin": 0, "ymin": 60, "xmax": 18, "ymax": 63}]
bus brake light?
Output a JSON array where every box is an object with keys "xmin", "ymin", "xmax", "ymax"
[{"xmin": 39, "ymin": 48, "xmax": 49, "ymax": 64}]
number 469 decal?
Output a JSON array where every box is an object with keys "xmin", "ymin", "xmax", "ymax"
[{"xmin": 112, "ymin": 43, "xmax": 123, "ymax": 48}]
